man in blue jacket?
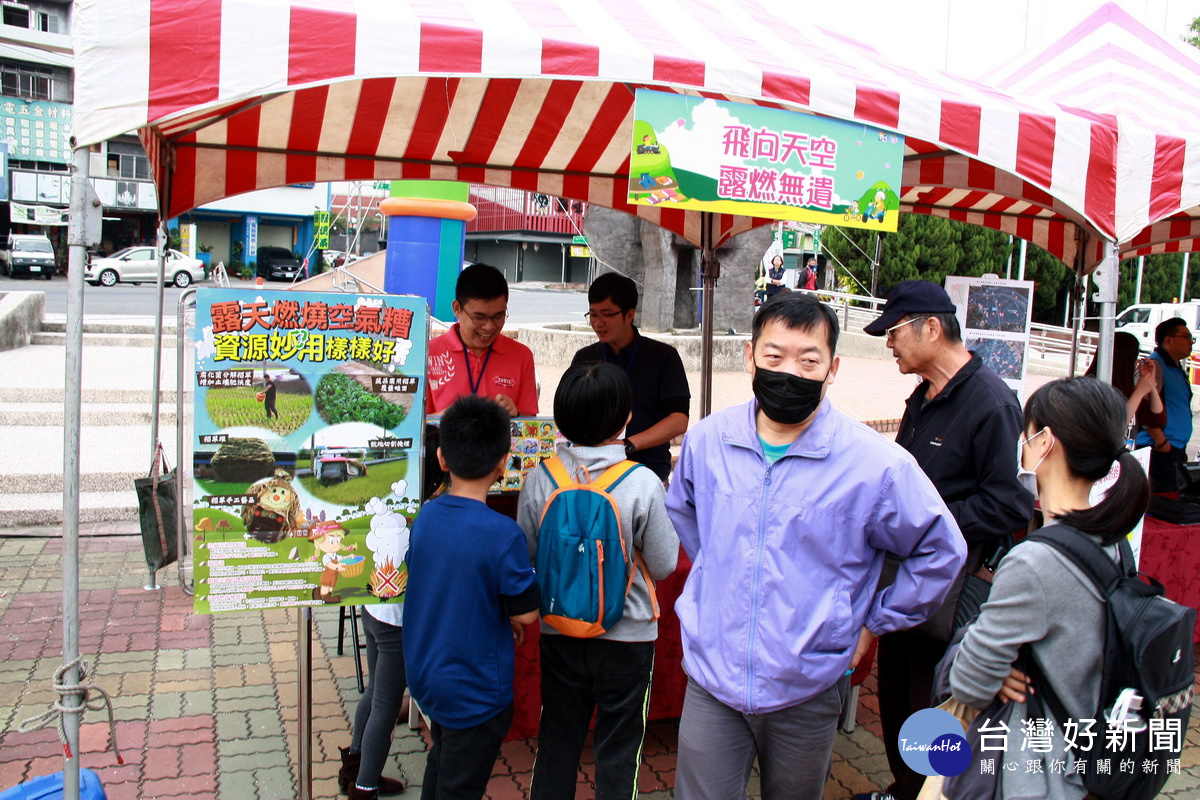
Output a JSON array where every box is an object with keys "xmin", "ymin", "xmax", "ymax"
[{"xmin": 665, "ymin": 293, "xmax": 966, "ymax": 800}]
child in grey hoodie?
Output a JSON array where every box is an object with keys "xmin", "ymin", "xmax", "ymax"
[{"xmin": 517, "ymin": 362, "xmax": 679, "ymax": 800}]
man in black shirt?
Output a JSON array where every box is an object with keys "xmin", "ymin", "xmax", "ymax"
[
  {"xmin": 571, "ymin": 273, "xmax": 690, "ymax": 482},
  {"xmin": 855, "ymin": 281, "xmax": 1033, "ymax": 800}
]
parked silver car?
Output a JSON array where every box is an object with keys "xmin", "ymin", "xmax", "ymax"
[{"xmin": 85, "ymin": 247, "xmax": 206, "ymax": 287}]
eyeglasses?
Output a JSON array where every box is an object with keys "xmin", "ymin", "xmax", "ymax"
[
  {"xmin": 884, "ymin": 315, "xmax": 928, "ymax": 338},
  {"xmin": 584, "ymin": 309, "xmax": 626, "ymax": 322},
  {"xmin": 1167, "ymin": 333, "xmax": 1197, "ymax": 344},
  {"xmin": 464, "ymin": 310, "xmax": 508, "ymax": 326}
]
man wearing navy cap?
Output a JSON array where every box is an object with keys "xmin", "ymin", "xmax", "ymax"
[{"xmin": 856, "ymin": 280, "xmax": 1034, "ymax": 800}]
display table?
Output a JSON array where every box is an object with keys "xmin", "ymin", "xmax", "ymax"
[
  {"xmin": 507, "ymin": 549, "xmax": 692, "ymax": 740},
  {"xmin": 1140, "ymin": 515, "xmax": 1200, "ymax": 643}
]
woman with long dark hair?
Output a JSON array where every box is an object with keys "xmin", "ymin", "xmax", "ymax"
[
  {"xmin": 1083, "ymin": 330, "xmax": 1164, "ymax": 427},
  {"xmin": 946, "ymin": 377, "xmax": 1149, "ymax": 799}
]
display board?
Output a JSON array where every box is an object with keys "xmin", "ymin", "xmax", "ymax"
[
  {"xmin": 944, "ymin": 275, "xmax": 1035, "ymax": 402},
  {"xmin": 190, "ymin": 288, "xmax": 428, "ymax": 614},
  {"xmin": 426, "ymin": 416, "xmax": 567, "ymax": 493}
]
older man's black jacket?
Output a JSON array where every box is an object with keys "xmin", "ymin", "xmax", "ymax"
[{"xmin": 897, "ymin": 355, "xmax": 1034, "ymax": 545}]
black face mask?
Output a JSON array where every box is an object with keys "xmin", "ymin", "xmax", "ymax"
[{"xmin": 752, "ymin": 365, "xmax": 829, "ymax": 425}]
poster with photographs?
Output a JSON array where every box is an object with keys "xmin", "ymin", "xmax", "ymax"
[
  {"xmin": 426, "ymin": 416, "xmax": 569, "ymax": 493},
  {"xmin": 191, "ymin": 288, "xmax": 428, "ymax": 614},
  {"xmin": 944, "ymin": 276, "xmax": 1034, "ymax": 401}
]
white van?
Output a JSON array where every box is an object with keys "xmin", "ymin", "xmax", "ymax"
[
  {"xmin": 0, "ymin": 233, "xmax": 56, "ymax": 279},
  {"xmin": 1114, "ymin": 302, "xmax": 1200, "ymax": 353}
]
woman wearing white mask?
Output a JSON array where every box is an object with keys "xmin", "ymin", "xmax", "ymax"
[{"xmin": 945, "ymin": 377, "xmax": 1149, "ymax": 799}]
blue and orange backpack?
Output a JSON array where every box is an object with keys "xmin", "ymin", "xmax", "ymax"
[{"xmin": 535, "ymin": 456, "xmax": 659, "ymax": 637}]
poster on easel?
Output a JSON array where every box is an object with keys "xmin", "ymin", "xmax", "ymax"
[
  {"xmin": 190, "ymin": 288, "xmax": 428, "ymax": 614},
  {"xmin": 944, "ymin": 275, "xmax": 1035, "ymax": 403}
]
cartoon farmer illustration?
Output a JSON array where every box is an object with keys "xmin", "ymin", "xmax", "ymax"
[{"xmin": 311, "ymin": 522, "xmax": 357, "ymax": 603}]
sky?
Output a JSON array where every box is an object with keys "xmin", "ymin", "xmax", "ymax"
[{"xmin": 769, "ymin": 0, "xmax": 1198, "ymax": 76}]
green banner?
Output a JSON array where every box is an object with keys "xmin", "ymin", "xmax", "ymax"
[
  {"xmin": 314, "ymin": 210, "xmax": 331, "ymax": 250},
  {"xmin": 628, "ymin": 89, "xmax": 903, "ymax": 231}
]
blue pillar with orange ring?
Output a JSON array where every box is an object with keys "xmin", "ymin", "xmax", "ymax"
[{"xmin": 380, "ymin": 182, "xmax": 476, "ymax": 321}]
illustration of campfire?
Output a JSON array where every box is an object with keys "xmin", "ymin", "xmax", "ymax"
[{"xmin": 369, "ymin": 559, "xmax": 408, "ymax": 600}]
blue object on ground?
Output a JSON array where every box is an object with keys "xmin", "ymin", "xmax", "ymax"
[{"xmin": 0, "ymin": 769, "xmax": 108, "ymax": 800}]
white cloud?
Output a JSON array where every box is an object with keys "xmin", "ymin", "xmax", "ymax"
[
  {"xmin": 391, "ymin": 338, "xmax": 413, "ymax": 367},
  {"xmin": 365, "ymin": 506, "xmax": 409, "ymax": 566},
  {"xmin": 195, "ymin": 324, "xmax": 216, "ymax": 361},
  {"xmin": 656, "ymin": 99, "xmax": 740, "ymax": 178},
  {"xmin": 390, "ymin": 479, "xmax": 408, "ymax": 498}
]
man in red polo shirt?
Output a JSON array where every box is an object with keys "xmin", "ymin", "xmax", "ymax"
[{"xmin": 426, "ymin": 263, "xmax": 539, "ymax": 417}]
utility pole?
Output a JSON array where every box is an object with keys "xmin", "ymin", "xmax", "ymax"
[{"xmin": 870, "ymin": 234, "xmax": 881, "ymax": 297}]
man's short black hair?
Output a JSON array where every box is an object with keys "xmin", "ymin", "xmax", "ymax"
[
  {"xmin": 928, "ymin": 311, "xmax": 962, "ymax": 344},
  {"xmin": 437, "ymin": 395, "xmax": 511, "ymax": 480},
  {"xmin": 456, "ymin": 263, "xmax": 509, "ymax": 305},
  {"xmin": 1156, "ymin": 316, "xmax": 1188, "ymax": 346},
  {"xmin": 554, "ymin": 363, "xmax": 633, "ymax": 447},
  {"xmin": 752, "ymin": 292, "xmax": 839, "ymax": 355},
  {"xmin": 588, "ymin": 272, "xmax": 638, "ymax": 314}
]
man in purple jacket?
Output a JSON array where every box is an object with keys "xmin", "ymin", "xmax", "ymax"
[{"xmin": 665, "ymin": 293, "xmax": 966, "ymax": 800}]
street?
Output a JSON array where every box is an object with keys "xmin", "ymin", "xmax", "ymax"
[{"xmin": 0, "ymin": 273, "xmax": 589, "ymax": 323}]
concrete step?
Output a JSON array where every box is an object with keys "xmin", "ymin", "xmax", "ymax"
[
  {"xmin": 0, "ymin": 402, "xmax": 177, "ymax": 426},
  {"xmin": 39, "ymin": 319, "xmax": 179, "ymax": 335},
  {"xmin": 0, "ymin": 471, "xmax": 143, "ymax": 494},
  {"xmin": 0, "ymin": 344, "xmax": 179, "ymax": 394},
  {"xmin": 0, "ymin": 490, "xmax": 139, "ymax": 527},
  {"xmin": 0, "ymin": 425, "xmax": 179, "ymax": 477},
  {"xmin": 0, "ymin": 387, "xmax": 178, "ymax": 404},
  {"xmin": 31, "ymin": 331, "xmax": 179, "ymax": 348}
]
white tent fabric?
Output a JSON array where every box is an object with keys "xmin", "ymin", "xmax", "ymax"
[
  {"xmin": 984, "ymin": 2, "xmax": 1200, "ymax": 257},
  {"xmin": 72, "ymin": 0, "xmax": 1122, "ymax": 265}
]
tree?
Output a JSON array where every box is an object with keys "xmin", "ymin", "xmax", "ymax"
[
  {"xmin": 1185, "ymin": 15, "xmax": 1200, "ymax": 49},
  {"xmin": 822, "ymin": 214, "xmax": 1075, "ymax": 323}
]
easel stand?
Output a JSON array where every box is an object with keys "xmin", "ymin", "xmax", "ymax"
[{"xmin": 298, "ymin": 607, "xmax": 313, "ymax": 800}]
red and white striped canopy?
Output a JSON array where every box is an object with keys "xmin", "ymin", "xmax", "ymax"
[
  {"xmin": 984, "ymin": 2, "xmax": 1200, "ymax": 259},
  {"xmin": 73, "ymin": 0, "xmax": 1120, "ymax": 265}
]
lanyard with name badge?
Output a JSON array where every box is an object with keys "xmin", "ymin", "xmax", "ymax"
[{"xmin": 455, "ymin": 328, "xmax": 493, "ymax": 397}]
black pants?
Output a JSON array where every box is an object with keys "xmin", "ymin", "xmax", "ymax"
[
  {"xmin": 530, "ymin": 636, "xmax": 655, "ymax": 800},
  {"xmin": 350, "ymin": 611, "xmax": 406, "ymax": 790},
  {"xmin": 877, "ymin": 628, "xmax": 949, "ymax": 800},
  {"xmin": 1149, "ymin": 445, "xmax": 1187, "ymax": 493},
  {"xmin": 421, "ymin": 703, "xmax": 513, "ymax": 800}
]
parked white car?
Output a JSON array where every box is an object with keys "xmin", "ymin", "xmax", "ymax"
[{"xmin": 86, "ymin": 247, "xmax": 206, "ymax": 287}]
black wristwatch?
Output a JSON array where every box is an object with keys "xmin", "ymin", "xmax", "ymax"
[{"xmin": 623, "ymin": 438, "xmax": 636, "ymax": 457}]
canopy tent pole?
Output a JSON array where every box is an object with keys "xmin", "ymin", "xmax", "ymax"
[
  {"xmin": 150, "ymin": 222, "xmax": 167, "ymax": 465},
  {"xmin": 1094, "ymin": 240, "xmax": 1119, "ymax": 384},
  {"xmin": 61, "ymin": 143, "xmax": 90, "ymax": 800},
  {"xmin": 699, "ymin": 212, "xmax": 717, "ymax": 419},
  {"xmin": 1068, "ymin": 247, "xmax": 1086, "ymax": 377}
]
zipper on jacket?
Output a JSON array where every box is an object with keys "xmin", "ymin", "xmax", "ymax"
[{"xmin": 745, "ymin": 462, "xmax": 772, "ymax": 713}]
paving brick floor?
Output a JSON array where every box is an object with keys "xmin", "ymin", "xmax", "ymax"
[{"xmin": 2, "ymin": 533, "xmax": 1198, "ymax": 799}]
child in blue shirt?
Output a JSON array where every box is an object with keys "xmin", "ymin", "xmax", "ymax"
[{"xmin": 403, "ymin": 396, "xmax": 540, "ymax": 800}]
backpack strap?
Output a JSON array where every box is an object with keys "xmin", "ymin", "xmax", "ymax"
[
  {"xmin": 592, "ymin": 459, "xmax": 643, "ymax": 492},
  {"xmin": 1025, "ymin": 523, "xmax": 1125, "ymax": 595},
  {"xmin": 541, "ymin": 456, "xmax": 573, "ymax": 489},
  {"xmin": 625, "ymin": 551, "xmax": 661, "ymax": 620}
]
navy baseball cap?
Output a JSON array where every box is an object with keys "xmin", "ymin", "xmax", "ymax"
[{"xmin": 863, "ymin": 280, "xmax": 957, "ymax": 336}]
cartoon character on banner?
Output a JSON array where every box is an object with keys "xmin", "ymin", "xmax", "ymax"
[
  {"xmin": 310, "ymin": 522, "xmax": 359, "ymax": 604},
  {"xmin": 242, "ymin": 469, "xmax": 306, "ymax": 544}
]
